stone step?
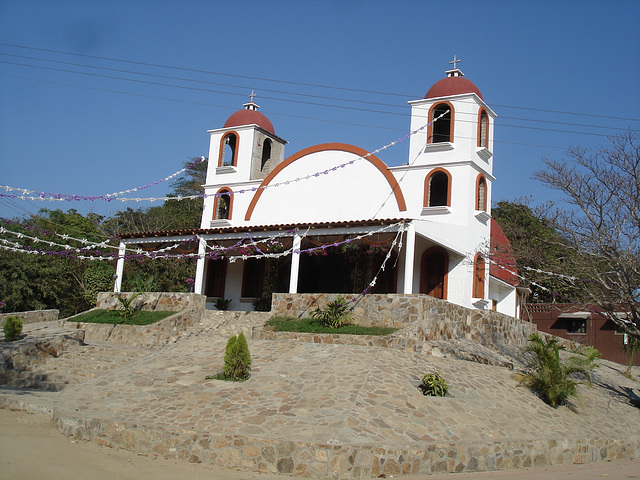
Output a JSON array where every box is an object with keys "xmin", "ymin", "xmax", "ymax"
[
  {"xmin": 183, "ymin": 311, "xmax": 271, "ymax": 339},
  {"xmin": 0, "ymin": 370, "xmax": 68, "ymax": 391},
  {"xmin": 2, "ymin": 339, "xmax": 153, "ymax": 391}
]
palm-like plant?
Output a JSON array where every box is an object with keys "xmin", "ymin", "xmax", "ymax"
[
  {"xmin": 311, "ymin": 295, "xmax": 353, "ymax": 328},
  {"xmin": 519, "ymin": 334, "xmax": 596, "ymax": 407}
]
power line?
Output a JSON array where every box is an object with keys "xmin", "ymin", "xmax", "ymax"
[
  {"xmin": 1, "ymin": 42, "xmax": 638, "ymax": 123},
  {"xmin": 2, "ymin": 50, "xmax": 638, "ymax": 132},
  {"xmin": 0, "ymin": 62, "xmax": 629, "ymax": 139}
]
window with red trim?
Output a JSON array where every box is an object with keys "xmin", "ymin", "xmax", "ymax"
[
  {"xmin": 431, "ymin": 103, "xmax": 452, "ymax": 143},
  {"xmin": 214, "ymin": 189, "xmax": 232, "ymax": 220},
  {"xmin": 219, "ymin": 132, "xmax": 237, "ymax": 167},
  {"xmin": 473, "ymin": 253, "xmax": 485, "ymax": 298},
  {"xmin": 425, "ymin": 170, "xmax": 451, "ymax": 207},
  {"xmin": 478, "ymin": 109, "xmax": 489, "ymax": 148},
  {"xmin": 476, "ymin": 175, "xmax": 487, "ymax": 211}
]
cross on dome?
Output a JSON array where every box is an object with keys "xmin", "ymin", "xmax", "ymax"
[
  {"xmin": 445, "ymin": 54, "xmax": 464, "ymax": 78},
  {"xmin": 243, "ymin": 90, "xmax": 260, "ymax": 111}
]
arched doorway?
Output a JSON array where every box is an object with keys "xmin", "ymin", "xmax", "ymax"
[{"xmin": 420, "ymin": 247, "xmax": 448, "ymax": 299}]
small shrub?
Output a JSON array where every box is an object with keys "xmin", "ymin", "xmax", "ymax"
[
  {"xmin": 223, "ymin": 332, "xmax": 252, "ymax": 381},
  {"xmin": 419, "ymin": 371, "xmax": 449, "ymax": 397},
  {"xmin": 518, "ymin": 333, "xmax": 596, "ymax": 408},
  {"xmin": 3, "ymin": 315, "xmax": 23, "ymax": 342},
  {"xmin": 311, "ymin": 295, "xmax": 353, "ymax": 328},
  {"xmin": 215, "ymin": 297, "xmax": 231, "ymax": 311},
  {"xmin": 253, "ymin": 294, "xmax": 272, "ymax": 312},
  {"xmin": 115, "ymin": 293, "xmax": 143, "ymax": 319}
]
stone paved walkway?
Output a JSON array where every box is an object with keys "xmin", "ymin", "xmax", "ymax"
[{"xmin": 1, "ymin": 321, "xmax": 639, "ymax": 479}]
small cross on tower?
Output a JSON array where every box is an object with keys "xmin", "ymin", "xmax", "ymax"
[
  {"xmin": 446, "ymin": 55, "xmax": 464, "ymax": 77},
  {"xmin": 244, "ymin": 90, "xmax": 259, "ymax": 110}
]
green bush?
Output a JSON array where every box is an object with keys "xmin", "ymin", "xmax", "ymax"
[
  {"xmin": 3, "ymin": 315, "xmax": 23, "ymax": 342},
  {"xmin": 311, "ymin": 295, "xmax": 353, "ymax": 328},
  {"xmin": 253, "ymin": 294, "xmax": 272, "ymax": 312},
  {"xmin": 115, "ymin": 293, "xmax": 143, "ymax": 319},
  {"xmin": 83, "ymin": 262, "xmax": 116, "ymax": 306},
  {"xmin": 419, "ymin": 371, "xmax": 449, "ymax": 396},
  {"xmin": 518, "ymin": 333, "xmax": 596, "ymax": 407},
  {"xmin": 223, "ymin": 332, "xmax": 252, "ymax": 381},
  {"xmin": 215, "ymin": 297, "xmax": 231, "ymax": 311}
]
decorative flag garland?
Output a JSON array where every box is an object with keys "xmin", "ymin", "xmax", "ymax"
[{"xmin": 0, "ymin": 111, "xmax": 447, "ymax": 204}]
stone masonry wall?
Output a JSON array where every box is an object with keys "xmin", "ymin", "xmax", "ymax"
[
  {"xmin": 272, "ymin": 293, "xmax": 538, "ymax": 349},
  {"xmin": 52, "ymin": 410, "xmax": 640, "ymax": 479},
  {"xmin": 1, "ymin": 309, "xmax": 59, "ymax": 326},
  {"xmin": 96, "ymin": 292, "xmax": 206, "ymax": 313},
  {"xmin": 60, "ymin": 293, "xmax": 207, "ymax": 348}
]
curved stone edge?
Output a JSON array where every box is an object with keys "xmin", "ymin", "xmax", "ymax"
[{"xmin": 51, "ymin": 408, "xmax": 640, "ymax": 479}]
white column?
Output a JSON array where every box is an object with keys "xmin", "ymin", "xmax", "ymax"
[
  {"xmin": 194, "ymin": 236, "xmax": 207, "ymax": 295},
  {"xmin": 289, "ymin": 231, "xmax": 302, "ymax": 293},
  {"xmin": 403, "ymin": 222, "xmax": 416, "ymax": 294},
  {"xmin": 114, "ymin": 241, "xmax": 126, "ymax": 292}
]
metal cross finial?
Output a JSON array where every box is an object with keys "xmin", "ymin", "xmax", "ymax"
[
  {"xmin": 248, "ymin": 90, "xmax": 257, "ymax": 103},
  {"xmin": 449, "ymin": 55, "xmax": 461, "ymax": 70}
]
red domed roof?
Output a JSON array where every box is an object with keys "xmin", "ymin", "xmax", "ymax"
[
  {"xmin": 490, "ymin": 218, "xmax": 519, "ymax": 286},
  {"xmin": 224, "ymin": 108, "xmax": 275, "ymax": 134},
  {"xmin": 425, "ymin": 75, "xmax": 483, "ymax": 100}
]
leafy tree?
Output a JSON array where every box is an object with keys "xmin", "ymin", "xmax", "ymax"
[
  {"xmin": 532, "ymin": 132, "xmax": 640, "ymax": 338},
  {"xmin": 0, "ymin": 158, "xmax": 205, "ymax": 316},
  {"xmin": 83, "ymin": 262, "xmax": 116, "ymax": 305},
  {"xmin": 492, "ymin": 200, "xmax": 584, "ymax": 303}
]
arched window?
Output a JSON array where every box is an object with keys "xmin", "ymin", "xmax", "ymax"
[
  {"xmin": 429, "ymin": 102, "xmax": 454, "ymax": 143},
  {"xmin": 420, "ymin": 247, "xmax": 448, "ymax": 299},
  {"xmin": 261, "ymin": 138, "xmax": 272, "ymax": 170},
  {"xmin": 473, "ymin": 253, "xmax": 485, "ymax": 298},
  {"xmin": 214, "ymin": 188, "xmax": 233, "ymax": 220},
  {"xmin": 476, "ymin": 174, "xmax": 487, "ymax": 211},
  {"xmin": 424, "ymin": 169, "xmax": 451, "ymax": 207},
  {"xmin": 478, "ymin": 109, "xmax": 489, "ymax": 148},
  {"xmin": 219, "ymin": 132, "xmax": 238, "ymax": 167}
]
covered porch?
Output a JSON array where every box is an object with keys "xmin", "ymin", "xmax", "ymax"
[{"xmin": 115, "ymin": 219, "xmax": 458, "ymax": 311}]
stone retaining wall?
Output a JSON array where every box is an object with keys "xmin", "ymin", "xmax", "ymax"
[
  {"xmin": 1, "ymin": 309, "xmax": 59, "ymax": 326},
  {"xmin": 96, "ymin": 292, "xmax": 206, "ymax": 312},
  {"xmin": 254, "ymin": 330, "xmax": 423, "ymax": 352},
  {"xmin": 60, "ymin": 292, "xmax": 207, "ymax": 348},
  {"xmin": 272, "ymin": 294, "xmax": 538, "ymax": 349},
  {"xmin": 0, "ymin": 330, "xmax": 85, "ymax": 389},
  {"xmin": 52, "ymin": 410, "xmax": 640, "ymax": 479}
]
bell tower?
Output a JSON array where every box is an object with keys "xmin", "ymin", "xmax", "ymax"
[{"xmin": 204, "ymin": 93, "xmax": 287, "ymax": 186}]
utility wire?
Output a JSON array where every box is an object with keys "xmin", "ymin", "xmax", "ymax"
[{"xmin": 1, "ymin": 42, "xmax": 638, "ymax": 123}]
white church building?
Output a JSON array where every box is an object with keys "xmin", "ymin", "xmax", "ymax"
[{"xmin": 116, "ymin": 64, "xmax": 523, "ymax": 318}]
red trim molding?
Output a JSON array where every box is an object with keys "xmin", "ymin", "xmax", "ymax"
[{"xmin": 244, "ymin": 143, "xmax": 407, "ymax": 221}]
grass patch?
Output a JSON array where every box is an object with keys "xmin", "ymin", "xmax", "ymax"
[
  {"xmin": 265, "ymin": 316, "xmax": 398, "ymax": 335},
  {"xmin": 67, "ymin": 309, "xmax": 175, "ymax": 326}
]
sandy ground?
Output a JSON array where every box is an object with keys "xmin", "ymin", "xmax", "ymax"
[{"xmin": 1, "ymin": 406, "xmax": 638, "ymax": 480}]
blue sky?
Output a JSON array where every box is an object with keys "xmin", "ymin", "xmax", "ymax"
[{"xmin": 1, "ymin": 0, "xmax": 638, "ymax": 223}]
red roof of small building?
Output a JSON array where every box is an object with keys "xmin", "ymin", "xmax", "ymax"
[
  {"xmin": 425, "ymin": 75, "xmax": 484, "ymax": 100},
  {"xmin": 224, "ymin": 108, "xmax": 275, "ymax": 135},
  {"xmin": 490, "ymin": 218, "xmax": 519, "ymax": 286}
]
